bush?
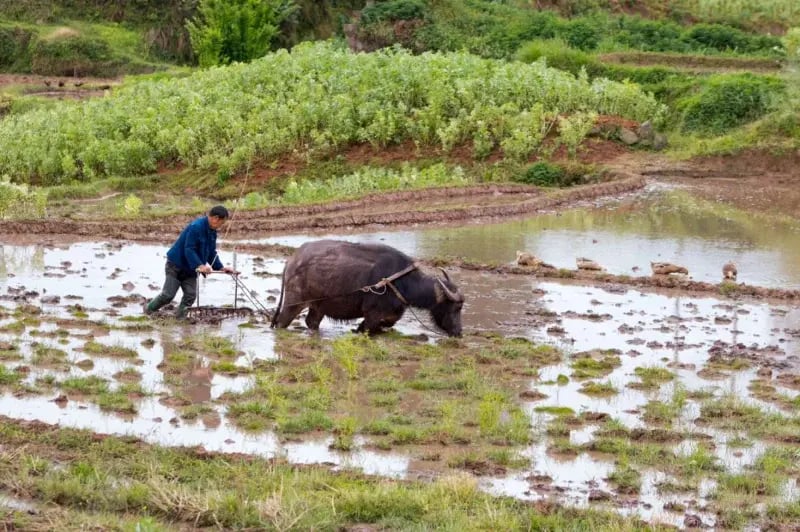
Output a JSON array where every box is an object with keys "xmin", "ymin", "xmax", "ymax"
[
  {"xmin": 784, "ymin": 27, "xmax": 800, "ymax": 62},
  {"xmin": 31, "ymin": 35, "xmax": 113, "ymax": 76},
  {"xmin": 683, "ymin": 23, "xmax": 783, "ymax": 54},
  {"xmin": 515, "ymin": 162, "xmax": 565, "ymax": 187},
  {"xmin": 516, "ymin": 39, "xmax": 595, "ymax": 75},
  {"xmin": 187, "ymin": 0, "xmax": 296, "ymax": 67},
  {"xmin": 0, "ymin": 179, "xmax": 47, "ymax": 219},
  {"xmin": 681, "ymin": 74, "xmax": 784, "ymax": 134},
  {"xmin": 613, "ymin": 16, "xmax": 686, "ymax": 53},
  {"xmin": 560, "ymin": 19, "xmax": 601, "ymax": 50},
  {"xmin": 0, "ymin": 26, "xmax": 31, "ymax": 67},
  {"xmin": 360, "ymin": 0, "xmax": 427, "ymax": 25}
]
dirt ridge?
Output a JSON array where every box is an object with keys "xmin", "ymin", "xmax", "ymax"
[
  {"xmin": 2, "ymin": 175, "xmax": 645, "ymax": 238},
  {"xmin": 446, "ymin": 260, "xmax": 800, "ymax": 302}
]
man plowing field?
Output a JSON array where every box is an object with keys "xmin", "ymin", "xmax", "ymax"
[{"xmin": 144, "ymin": 205, "xmax": 237, "ymax": 319}]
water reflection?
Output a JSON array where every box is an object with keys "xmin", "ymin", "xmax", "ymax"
[
  {"xmin": 248, "ymin": 187, "xmax": 800, "ymax": 288},
  {"xmin": 2, "ymin": 237, "xmax": 800, "ymax": 526}
]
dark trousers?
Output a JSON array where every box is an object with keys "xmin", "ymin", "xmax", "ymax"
[{"xmin": 149, "ymin": 261, "xmax": 198, "ymax": 315}]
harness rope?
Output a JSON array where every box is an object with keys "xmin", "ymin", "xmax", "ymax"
[{"xmin": 196, "ymin": 171, "xmax": 445, "ymax": 335}]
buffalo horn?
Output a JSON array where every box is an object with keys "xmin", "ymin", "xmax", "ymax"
[
  {"xmin": 437, "ymin": 277, "xmax": 459, "ymax": 302},
  {"xmin": 438, "ymin": 267, "xmax": 451, "ymax": 283}
]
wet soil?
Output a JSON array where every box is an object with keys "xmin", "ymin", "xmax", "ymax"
[
  {"xmin": 2, "ymin": 176, "xmax": 645, "ymax": 239},
  {"xmin": 0, "ymin": 73, "xmax": 118, "ymax": 99},
  {"xmin": 2, "ymin": 238, "xmax": 799, "ymax": 529}
]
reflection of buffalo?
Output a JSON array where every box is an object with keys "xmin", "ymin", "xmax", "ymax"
[{"xmin": 270, "ymin": 240, "xmax": 464, "ymax": 336}]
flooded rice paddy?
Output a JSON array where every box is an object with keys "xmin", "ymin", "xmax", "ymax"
[
  {"xmin": 2, "ymin": 187, "xmax": 800, "ymax": 528},
  {"xmin": 254, "ymin": 185, "xmax": 800, "ymax": 289}
]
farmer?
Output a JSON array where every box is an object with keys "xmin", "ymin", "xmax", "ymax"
[{"xmin": 144, "ymin": 205, "xmax": 236, "ymax": 319}]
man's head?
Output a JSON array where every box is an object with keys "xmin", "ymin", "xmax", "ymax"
[{"xmin": 207, "ymin": 205, "xmax": 229, "ymax": 230}]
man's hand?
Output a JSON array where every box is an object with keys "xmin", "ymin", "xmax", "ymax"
[
  {"xmin": 197, "ymin": 264, "xmax": 212, "ymax": 274},
  {"xmin": 222, "ymin": 266, "xmax": 239, "ymax": 275}
]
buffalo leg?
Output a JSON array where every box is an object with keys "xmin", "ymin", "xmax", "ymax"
[
  {"xmin": 274, "ymin": 304, "xmax": 304, "ymax": 329},
  {"xmin": 356, "ymin": 316, "xmax": 389, "ymax": 335},
  {"xmin": 305, "ymin": 307, "xmax": 324, "ymax": 330}
]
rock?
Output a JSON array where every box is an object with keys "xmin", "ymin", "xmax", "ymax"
[
  {"xmin": 683, "ymin": 514, "xmax": 703, "ymax": 528},
  {"xmin": 40, "ymin": 295, "xmax": 60, "ymax": 304},
  {"xmin": 52, "ymin": 394, "xmax": 68, "ymax": 407},
  {"xmin": 653, "ymin": 132, "xmax": 668, "ymax": 150},
  {"xmin": 651, "ymin": 262, "xmax": 688, "ymax": 275},
  {"xmin": 722, "ymin": 261, "xmax": 737, "ymax": 281},
  {"xmin": 516, "ymin": 250, "xmax": 541, "ymax": 267},
  {"xmin": 618, "ymin": 127, "xmax": 639, "ymax": 145},
  {"xmin": 636, "ymin": 120, "xmax": 654, "ymax": 141},
  {"xmin": 588, "ymin": 489, "xmax": 613, "ymax": 501},
  {"xmin": 577, "ymin": 257, "xmax": 603, "ymax": 271}
]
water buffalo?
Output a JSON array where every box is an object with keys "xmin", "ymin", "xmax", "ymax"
[{"xmin": 270, "ymin": 240, "xmax": 464, "ymax": 336}]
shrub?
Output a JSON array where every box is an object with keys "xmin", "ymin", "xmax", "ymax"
[
  {"xmin": 0, "ymin": 27, "xmax": 23, "ymax": 67},
  {"xmin": 516, "ymin": 39, "xmax": 595, "ymax": 75},
  {"xmin": 784, "ymin": 27, "xmax": 800, "ymax": 62},
  {"xmin": 31, "ymin": 34, "xmax": 113, "ymax": 76},
  {"xmin": 558, "ymin": 111, "xmax": 597, "ymax": 158},
  {"xmin": 515, "ymin": 162, "xmax": 565, "ymax": 187},
  {"xmin": 560, "ymin": 19, "xmax": 600, "ymax": 50},
  {"xmin": 613, "ymin": 16, "xmax": 686, "ymax": 53},
  {"xmin": 0, "ymin": 179, "xmax": 47, "ymax": 219},
  {"xmin": 0, "ymin": 26, "xmax": 34, "ymax": 67},
  {"xmin": 681, "ymin": 74, "xmax": 784, "ymax": 134},
  {"xmin": 683, "ymin": 23, "xmax": 783, "ymax": 54},
  {"xmin": 187, "ymin": 0, "xmax": 296, "ymax": 67},
  {"xmin": 360, "ymin": 0, "xmax": 427, "ymax": 25}
]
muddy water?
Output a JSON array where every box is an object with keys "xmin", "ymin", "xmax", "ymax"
[
  {"xmin": 253, "ymin": 185, "xmax": 800, "ymax": 289},
  {"xmin": 2, "ymin": 236, "xmax": 800, "ymax": 528}
]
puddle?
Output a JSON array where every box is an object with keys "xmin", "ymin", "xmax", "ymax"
[
  {"xmin": 247, "ymin": 185, "xmax": 800, "ymax": 289},
  {"xmin": 2, "ymin": 235, "xmax": 800, "ymax": 526},
  {"xmin": 0, "ymin": 493, "xmax": 37, "ymax": 512}
]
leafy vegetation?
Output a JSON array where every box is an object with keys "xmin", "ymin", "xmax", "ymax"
[
  {"xmin": 186, "ymin": 0, "xmax": 296, "ymax": 67},
  {"xmin": 680, "ymin": 74, "xmax": 784, "ymax": 134},
  {"xmin": 0, "ymin": 41, "xmax": 664, "ymax": 184},
  {"xmin": 0, "ymin": 178, "xmax": 46, "ymax": 219},
  {"xmin": 279, "ymin": 163, "xmax": 468, "ymax": 205},
  {"xmin": 352, "ymin": 1, "xmax": 785, "ymax": 59}
]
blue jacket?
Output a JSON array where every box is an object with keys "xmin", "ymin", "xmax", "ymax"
[{"xmin": 166, "ymin": 216, "xmax": 224, "ymax": 275}]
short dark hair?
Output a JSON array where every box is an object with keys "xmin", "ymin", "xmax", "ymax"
[{"xmin": 209, "ymin": 205, "xmax": 229, "ymax": 219}]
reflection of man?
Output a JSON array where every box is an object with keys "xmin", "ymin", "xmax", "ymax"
[
  {"xmin": 144, "ymin": 205, "xmax": 236, "ymax": 319},
  {"xmin": 185, "ymin": 363, "xmax": 212, "ymax": 405}
]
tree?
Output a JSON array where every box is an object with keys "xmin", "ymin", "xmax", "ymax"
[{"xmin": 187, "ymin": 0, "xmax": 296, "ymax": 67}]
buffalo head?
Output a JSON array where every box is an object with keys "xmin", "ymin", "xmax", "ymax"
[{"xmin": 430, "ymin": 268, "xmax": 464, "ymax": 337}]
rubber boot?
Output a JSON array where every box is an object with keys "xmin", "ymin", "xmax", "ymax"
[
  {"xmin": 175, "ymin": 303, "xmax": 189, "ymax": 320},
  {"xmin": 143, "ymin": 300, "xmax": 158, "ymax": 316}
]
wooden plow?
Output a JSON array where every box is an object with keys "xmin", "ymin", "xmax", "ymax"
[{"xmin": 189, "ymin": 268, "xmax": 273, "ymax": 323}]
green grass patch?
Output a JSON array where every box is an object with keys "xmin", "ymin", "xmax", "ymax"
[
  {"xmin": 630, "ymin": 366, "xmax": 675, "ymax": 389},
  {"xmin": 570, "ymin": 351, "xmax": 621, "ymax": 379},
  {"xmin": 579, "ymin": 380, "xmax": 618, "ymax": 396},
  {"xmin": 82, "ymin": 340, "xmax": 137, "ymax": 359},
  {"xmin": 58, "ymin": 375, "xmax": 109, "ymax": 396},
  {"xmin": 0, "ymin": 364, "xmax": 22, "ymax": 385}
]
